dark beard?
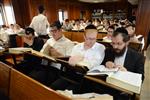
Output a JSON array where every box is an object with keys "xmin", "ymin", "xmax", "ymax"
[{"xmin": 113, "ymin": 46, "xmax": 126, "ymax": 57}]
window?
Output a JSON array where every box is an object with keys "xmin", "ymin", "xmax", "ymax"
[
  {"xmin": 0, "ymin": 4, "xmax": 5, "ymax": 26},
  {"xmin": 4, "ymin": 5, "xmax": 15, "ymax": 25},
  {"xmin": 0, "ymin": 4, "xmax": 15, "ymax": 26},
  {"xmin": 58, "ymin": 10, "xmax": 68, "ymax": 23}
]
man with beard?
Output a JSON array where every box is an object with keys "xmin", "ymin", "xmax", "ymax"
[
  {"xmin": 101, "ymin": 27, "xmax": 145, "ymax": 100},
  {"xmin": 103, "ymin": 27, "xmax": 144, "ymax": 79}
]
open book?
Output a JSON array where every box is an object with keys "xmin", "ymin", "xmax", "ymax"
[
  {"xmin": 87, "ymin": 65, "xmax": 118, "ymax": 75},
  {"xmin": 106, "ymin": 71, "xmax": 142, "ymax": 94},
  {"xmin": 31, "ymin": 50, "xmax": 56, "ymax": 61},
  {"xmin": 57, "ymin": 90, "xmax": 113, "ymax": 100}
]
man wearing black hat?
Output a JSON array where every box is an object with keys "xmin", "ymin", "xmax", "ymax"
[
  {"xmin": 30, "ymin": 5, "xmax": 49, "ymax": 39},
  {"xmin": 101, "ymin": 27, "xmax": 145, "ymax": 100}
]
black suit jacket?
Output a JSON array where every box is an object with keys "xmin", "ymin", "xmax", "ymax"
[{"xmin": 102, "ymin": 47, "xmax": 145, "ymax": 80}]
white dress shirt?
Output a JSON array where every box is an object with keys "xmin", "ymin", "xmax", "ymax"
[
  {"xmin": 71, "ymin": 42, "xmax": 105, "ymax": 69},
  {"xmin": 114, "ymin": 48, "xmax": 128, "ymax": 66},
  {"xmin": 30, "ymin": 14, "xmax": 49, "ymax": 36},
  {"xmin": 41, "ymin": 35, "xmax": 74, "ymax": 57}
]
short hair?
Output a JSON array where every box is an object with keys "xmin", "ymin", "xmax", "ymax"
[
  {"xmin": 38, "ymin": 5, "xmax": 45, "ymax": 14},
  {"xmin": 25, "ymin": 27, "xmax": 35, "ymax": 35},
  {"xmin": 50, "ymin": 21, "xmax": 62, "ymax": 30},
  {"xmin": 113, "ymin": 27, "xmax": 130, "ymax": 42},
  {"xmin": 85, "ymin": 24, "xmax": 97, "ymax": 30},
  {"xmin": 65, "ymin": 19, "xmax": 69, "ymax": 22},
  {"xmin": 108, "ymin": 25, "xmax": 115, "ymax": 30},
  {"xmin": 125, "ymin": 23, "xmax": 135, "ymax": 28}
]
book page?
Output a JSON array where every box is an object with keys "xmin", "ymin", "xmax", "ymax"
[
  {"xmin": 109, "ymin": 71, "xmax": 142, "ymax": 87},
  {"xmin": 87, "ymin": 65, "xmax": 118, "ymax": 75},
  {"xmin": 32, "ymin": 50, "xmax": 56, "ymax": 61}
]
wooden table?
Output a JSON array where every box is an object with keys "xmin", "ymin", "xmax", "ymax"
[{"xmin": 84, "ymin": 75, "xmax": 140, "ymax": 100}]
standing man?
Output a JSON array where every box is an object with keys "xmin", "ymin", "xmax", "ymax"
[{"xmin": 30, "ymin": 5, "xmax": 49, "ymax": 39}]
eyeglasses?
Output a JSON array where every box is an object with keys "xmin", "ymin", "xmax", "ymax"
[
  {"xmin": 50, "ymin": 29, "xmax": 58, "ymax": 33},
  {"xmin": 85, "ymin": 37, "xmax": 96, "ymax": 41}
]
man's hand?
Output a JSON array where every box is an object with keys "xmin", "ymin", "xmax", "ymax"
[
  {"xmin": 115, "ymin": 65, "xmax": 127, "ymax": 71},
  {"xmin": 50, "ymin": 47, "xmax": 63, "ymax": 57},
  {"xmin": 105, "ymin": 61, "xmax": 115, "ymax": 69},
  {"xmin": 68, "ymin": 55, "xmax": 84, "ymax": 66},
  {"xmin": 106, "ymin": 61, "xmax": 127, "ymax": 71}
]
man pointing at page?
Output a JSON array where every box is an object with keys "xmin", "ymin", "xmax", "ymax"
[
  {"xmin": 102, "ymin": 27, "xmax": 145, "ymax": 100},
  {"xmin": 102, "ymin": 27, "xmax": 144, "ymax": 80}
]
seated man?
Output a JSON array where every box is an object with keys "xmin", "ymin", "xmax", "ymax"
[
  {"xmin": 50, "ymin": 24, "xmax": 105, "ymax": 91},
  {"xmin": 41, "ymin": 21, "xmax": 74, "ymax": 57},
  {"xmin": 103, "ymin": 25, "xmax": 115, "ymax": 42},
  {"xmin": 16, "ymin": 27, "xmax": 44, "ymax": 74},
  {"xmin": 30, "ymin": 21, "xmax": 74, "ymax": 84},
  {"xmin": 102, "ymin": 27, "xmax": 145, "ymax": 100},
  {"xmin": 69, "ymin": 24, "xmax": 105, "ymax": 69}
]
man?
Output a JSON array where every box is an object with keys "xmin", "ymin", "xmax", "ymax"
[
  {"xmin": 29, "ymin": 21, "xmax": 74, "ymax": 85},
  {"xmin": 103, "ymin": 25, "xmax": 115, "ymax": 42},
  {"xmin": 50, "ymin": 24, "xmax": 105, "ymax": 90},
  {"xmin": 62, "ymin": 19, "xmax": 73, "ymax": 31},
  {"xmin": 41, "ymin": 21, "xmax": 74, "ymax": 57},
  {"xmin": 103, "ymin": 27, "xmax": 144, "ymax": 79},
  {"xmin": 102, "ymin": 27, "xmax": 145, "ymax": 100},
  {"xmin": 69, "ymin": 24, "xmax": 105, "ymax": 69},
  {"xmin": 30, "ymin": 5, "xmax": 49, "ymax": 39}
]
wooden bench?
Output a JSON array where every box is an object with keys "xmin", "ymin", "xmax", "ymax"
[
  {"xmin": 0, "ymin": 62, "xmax": 11, "ymax": 96},
  {"xmin": 63, "ymin": 31, "xmax": 107, "ymax": 42},
  {"xmin": 9, "ymin": 68, "xmax": 71, "ymax": 100}
]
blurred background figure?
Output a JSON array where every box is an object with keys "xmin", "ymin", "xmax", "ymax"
[{"xmin": 62, "ymin": 19, "xmax": 73, "ymax": 31}]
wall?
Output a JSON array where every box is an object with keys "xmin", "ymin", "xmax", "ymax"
[
  {"xmin": 2, "ymin": 0, "xmax": 135, "ymax": 28},
  {"xmin": 135, "ymin": 0, "xmax": 150, "ymax": 46},
  {"xmin": 11, "ymin": 0, "xmax": 30, "ymax": 27}
]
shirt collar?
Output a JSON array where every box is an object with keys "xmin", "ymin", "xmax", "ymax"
[{"xmin": 82, "ymin": 42, "xmax": 97, "ymax": 50}]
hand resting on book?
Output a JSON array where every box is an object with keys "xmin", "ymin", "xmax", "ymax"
[{"xmin": 106, "ymin": 61, "xmax": 127, "ymax": 71}]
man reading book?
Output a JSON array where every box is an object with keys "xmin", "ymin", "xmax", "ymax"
[
  {"xmin": 50, "ymin": 24, "xmax": 105, "ymax": 91},
  {"xmin": 29, "ymin": 21, "xmax": 74, "ymax": 85},
  {"xmin": 101, "ymin": 27, "xmax": 145, "ymax": 100},
  {"xmin": 102, "ymin": 27, "xmax": 144, "ymax": 80}
]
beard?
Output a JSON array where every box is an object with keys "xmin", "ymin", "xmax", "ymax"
[{"xmin": 113, "ymin": 46, "xmax": 126, "ymax": 57}]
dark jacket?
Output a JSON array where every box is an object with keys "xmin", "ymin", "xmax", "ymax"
[{"xmin": 102, "ymin": 47, "xmax": 145, "ymax": 81}]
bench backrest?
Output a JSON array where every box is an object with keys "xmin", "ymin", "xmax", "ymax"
[
  {"xmin": 0, "ymin": 62, "xmax": 11, "ymax": 96},
  {"xmin": 9, "ymin": 68, "xmax": 70, "ymax": 100}
]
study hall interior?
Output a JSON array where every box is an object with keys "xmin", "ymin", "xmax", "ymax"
[{"xmin": 0, "ymin": 0, "xmax": 150, "ymax": 100}]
